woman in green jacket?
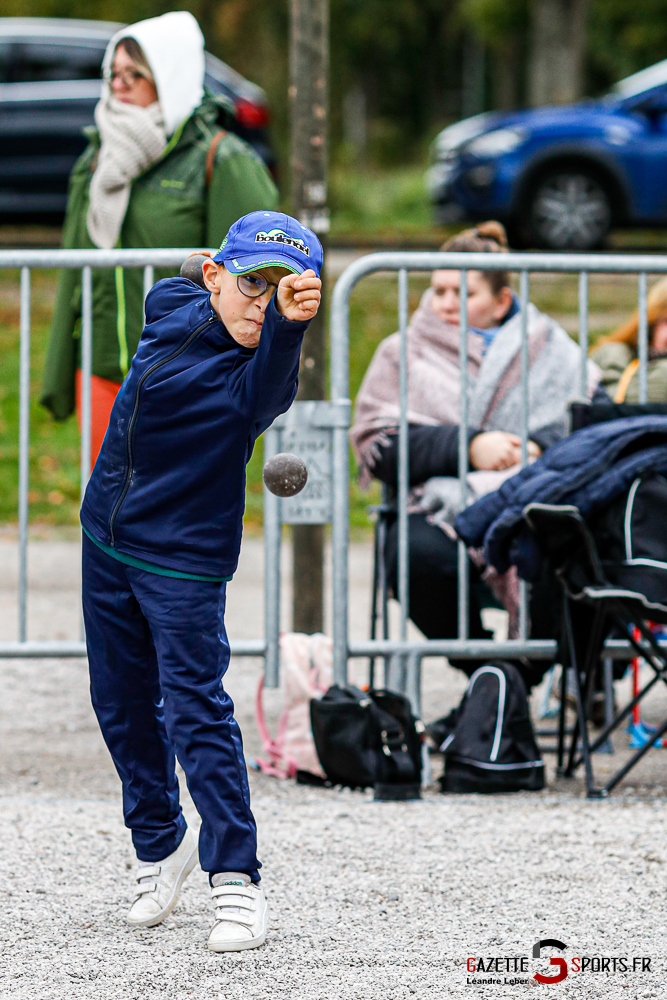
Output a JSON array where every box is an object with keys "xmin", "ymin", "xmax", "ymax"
[
  {"xmin": 591, "ymin": 276, "xmax": 667, "ymax": 403},
  {"xmin": 41, "ymin": 11, "xmax": 278, "ymax": 463}
]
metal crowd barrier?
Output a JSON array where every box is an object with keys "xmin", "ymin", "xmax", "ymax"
[
  {"xmin": 0, "ymin": 249, "xmax": 266, "ymax": 665},
  {"xmin": 330, "ymin": 250, "xmax": 667, "ymax": 712},
  {"xmin": 3, "ymin": 248, "xmax": 667, "ymax": 713}
]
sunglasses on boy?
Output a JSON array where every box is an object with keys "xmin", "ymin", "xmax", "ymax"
[{"xmin": 237, "ymin": 272, "xmax": 281, "ymax": 299}]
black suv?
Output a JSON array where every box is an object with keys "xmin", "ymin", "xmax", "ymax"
[{"xmin": 0, "ymin": 17, "xmax": 274, "ymax": 217}]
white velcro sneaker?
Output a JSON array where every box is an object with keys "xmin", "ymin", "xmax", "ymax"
[
  {"xmin": 126, "ymin": 826, "xmax": 199, "ymax": 928},
  {"xmin": 207, "ymin": 872, "xmax": 268, "ymax": 952}
]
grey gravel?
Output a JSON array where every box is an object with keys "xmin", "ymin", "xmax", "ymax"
[{"xmin": 1, "ymin": 536, "xmax": 667, "ymax": 998}]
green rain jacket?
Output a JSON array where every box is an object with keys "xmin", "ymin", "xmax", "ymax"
[
  {"xmin": 41, "ymin": 93, "xmax": 278, "ymax": 420},
  {"xmin": 591, "ymin": 340, "xmax": 667, "ymax": 403}
]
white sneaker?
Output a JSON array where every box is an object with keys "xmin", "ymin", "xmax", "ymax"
[
  {"xmin": 126, "ymin": 827, "xmax": 199, "ymax": 928},
  {"xmin": 207, "ymin": 873, "xmax": 268, "ymax": 952}
]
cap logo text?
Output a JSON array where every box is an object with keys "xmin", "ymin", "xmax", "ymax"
[{"xmin": 255, "ymin": 228, "xmax": 310, "ymax": 255}]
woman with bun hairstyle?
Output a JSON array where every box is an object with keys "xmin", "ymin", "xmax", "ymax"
[
  {"xmin": 41, "ymin": 11, "xmax": 278, "ymax": 465},
  {"xmin": 591, "ymin": 277, "xmax": 667, "ymax": 402},
  {"xmin": 351, "ymin": 221, "xmax": 605, "ymax": 686}
]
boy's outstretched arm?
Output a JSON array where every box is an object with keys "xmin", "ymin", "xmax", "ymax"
[{"xmin": 233, "ymin": 268, "xmax": 322, "ymax": 426}]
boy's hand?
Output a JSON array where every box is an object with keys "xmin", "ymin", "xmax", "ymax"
[{"xmin": 276, "ymin": 269, "xmax": 321, "ymax": 321}]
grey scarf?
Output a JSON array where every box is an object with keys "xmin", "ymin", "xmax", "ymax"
[
  {"xmin": 87, "ymin": 95, "xmax": 167, "ymax": 249},
  {"xmin": 419, "ymin": 300, "xmax": 602, "ymax": 526}
]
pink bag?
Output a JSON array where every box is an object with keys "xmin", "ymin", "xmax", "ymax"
[{"xmin": 254, "ymin": 632, "xmax": 333, "ymax": 779}]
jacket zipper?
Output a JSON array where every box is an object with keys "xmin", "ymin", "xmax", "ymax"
[{"xmin": 108, "ymin": 313, "xmax": 216, "ymax": 545}]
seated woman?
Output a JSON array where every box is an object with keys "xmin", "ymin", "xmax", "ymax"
[
  {"xmin": 350, "ymin": 221, "xmax": 605, "ymax": 686},
  {"xmin": 592, "ymin": 276, "xmax": 667, "ymax": 402}
]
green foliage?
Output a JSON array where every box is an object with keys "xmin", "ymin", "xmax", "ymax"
[
  {"xmin": 329, "ymin": 165, "xmax": 432, "ymax": 236},
  {"xmin": 330, "ymin": 0, "xmax": 461, "ymax": 136},
  {"xmin": 460, "ymin": 0, "xmax": 529, "ymax": 46},
  {"xmin": 588, "ymin": 0, "xmax": 667, "ymax": 89},
  {"xmin": 11, "ymin": 0, "xmax": 667, "ymax": 172}
]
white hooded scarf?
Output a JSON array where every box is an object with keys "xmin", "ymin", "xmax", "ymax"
[{"xmin": 87, "ymin": 11, "xmax": 205, "ymax": 249}]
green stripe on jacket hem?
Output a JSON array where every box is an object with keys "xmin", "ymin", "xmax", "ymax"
[{"xmin": 82, "ymin": 527, "xmax": 232, "ymax": 582}]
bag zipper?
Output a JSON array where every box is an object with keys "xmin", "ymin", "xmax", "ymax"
[{"xmin": 108, "ymin": 313, "xmax": 217, "ymax": 545}]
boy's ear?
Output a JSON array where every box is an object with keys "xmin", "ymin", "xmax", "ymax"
[{"xmin": 201, "ymin": 259, "xmax": 222, "ymax": 292}]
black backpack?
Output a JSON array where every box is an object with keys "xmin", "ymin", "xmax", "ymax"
[
  {"xmin": 310, "ymin": 685, "xmax": 422, "ymax": 797},
  {"xmin": 591, "ymin": 474, "xmax": 667, "ymax": 617},
  {"xmin": 440, "ymin": 661, "xmax": 545, "ymax": 794}
]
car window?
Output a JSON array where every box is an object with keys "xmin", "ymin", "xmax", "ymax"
[
  {"xmin": 12, "ymin": 41, "xmax": 105, "ymax": 83},
  {"xmin": 204, "ymin": 72, "xmax": 230, "ymax": 98},
  {"xmin": 0, "ymin": 43, "xmax": 11, "ymax": 83}
]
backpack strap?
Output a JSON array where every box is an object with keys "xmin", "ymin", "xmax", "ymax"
[
  {"xmin": 205, "ymin": 130, "xmax": 227, "ymax": 189},
  {"xmin": 614, "ymin": 358, "xmax": 640, "ymax": 403},
  {"xmin": 368, "ymin": 701, "xmax": 417, "ymax": 782}
]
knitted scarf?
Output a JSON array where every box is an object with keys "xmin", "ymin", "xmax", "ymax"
[
  {"xmin": 350, "ymin": 287, "xmax": 601, "ymax": 494},
  {"xmin": 350, "ymin": 288, "xmax": 486, "ymax": 484},
  {"xmin": 87, "ymin": 95, "xmax": 167, "ymax": 250}
]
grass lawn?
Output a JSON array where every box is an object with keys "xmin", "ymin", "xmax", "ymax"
[
  {"xmin": 329, "ymin": 163, "xmax": 446, "ymax": 246},
  {"xmin": 0, "ymin": 269, "xmax": 80, "ymax": 528}
]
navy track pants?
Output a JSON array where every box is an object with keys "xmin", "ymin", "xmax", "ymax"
[{"xmin": 82, "ymin": 534, "xmax": 260, "ymax": 879}]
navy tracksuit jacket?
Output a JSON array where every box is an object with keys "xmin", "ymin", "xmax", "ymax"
[{"xmin": 81, "ymin": 277, "xmax": 309, "ymax": 876}]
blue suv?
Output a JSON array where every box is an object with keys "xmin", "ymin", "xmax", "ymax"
[{"xmin": 427, "ymin": 61, "xmax": 667, "ymax": 249}]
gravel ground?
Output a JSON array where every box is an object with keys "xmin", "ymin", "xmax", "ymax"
[{"xmin": 2, "ymin": 536, "xmax": 667, "ymax": 998}]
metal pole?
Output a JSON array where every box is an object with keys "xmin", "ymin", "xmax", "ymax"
[
  {"xmin": 638, "ymin": 272, "xmax": 648, "ymax": 404},
  {"xmin": 457, "ymin": 270, "xmax": 469, "ymax": 640},
  {"xmin": 518, "ymin": 270, "xmax": 530, "ymax": 640},
  {"xmin": 397, "ymin": 269, "xmax": 409, "ymax": 644},
  {"xmin": 290, "ymin": 0, "xmax": 329, "ymax": 636},
  {"xmin": 329, "ymin": 264, "xmax": 352, "ymax": 686},
  {"xmin": 79, "ymin": 265, "xmax": 93, "ymax": 643},
  {"xmin": 263, "ymin": 427, "xmax": 282, "ymax": 687},
  {"xmin": 6, "ymin": 247, "xmax": 667, "ymax": 274},
  {"xmin": 18, "ymin": 267, "xmax": 30, "ymax": 642},
  {"xmin": 578, "ymin": 270, "xmax": 589, "ymax": 397},
  {"xmin": 80, "ymin": 266, "xmax": 93, "ymax": 495},
  {"xmin": 405, "ymin": 650, "xmax": 422, "ymax": 716},
  {"xmin": 143, "ymin": 264, "xmax": 154, "ymax": 305}
]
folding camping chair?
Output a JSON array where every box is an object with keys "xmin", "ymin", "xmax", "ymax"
[{"xmin": 523, "ymin": 502, "xmax": 667, "ymax": 798}]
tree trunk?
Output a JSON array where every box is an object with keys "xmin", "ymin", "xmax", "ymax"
[
  {"xmin": 493, "ymin": 40, "xmax": 521, "ymax": 111},
  {"xmin": 289, "ymin": 0, "xmax": 329, "ymax": 635},
  {"xmin": 529, "ymin": 0, "xmax": 588, "ymax": 106}
]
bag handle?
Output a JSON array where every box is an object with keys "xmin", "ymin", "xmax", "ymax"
[
  {"xmin": 367, "ymin": 699, "xmax": 417, "ymax": 782},
  {"xmin": 205, "ymin": 130, "xmax": 227, "ymax": 189},
  {"xmin": 253, "ymin": 672, "xmax": 299, "ymax": 779}
]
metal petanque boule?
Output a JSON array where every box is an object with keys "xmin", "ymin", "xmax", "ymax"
[
  {"xmin": 179, "ymin": 253, "xmax": 209, "ymax": 288},
  {"xmin": 263, "ymin": 452, "xmax": 308, "ymax": 497}
]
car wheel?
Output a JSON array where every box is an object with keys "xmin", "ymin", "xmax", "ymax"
[{"xmin": 528, "ymin": 170, "xmax": 612, "ymax": 250}]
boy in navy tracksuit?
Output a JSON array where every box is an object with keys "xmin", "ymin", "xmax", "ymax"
[{"xmin": 80, "ymin": 211, "xmax": 322, "ymax": 952}]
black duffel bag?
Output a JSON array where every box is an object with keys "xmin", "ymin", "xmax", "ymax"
[{"xmin": 310, "ymin": 684, "xmax": 423, "ymax": 799}]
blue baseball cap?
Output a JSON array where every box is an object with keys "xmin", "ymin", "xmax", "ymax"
[{"xmin": 213, "ymin": 211, "xmax": 323, "ymax": 278}]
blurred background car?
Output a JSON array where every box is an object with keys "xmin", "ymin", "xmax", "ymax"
[
  {"xmin": 427, "ymin": 59, "xmax": 667, "ymax": 251},
  {"xmin": 0, "ymin": 17, "xmax": 274, "ymax": 219}
]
